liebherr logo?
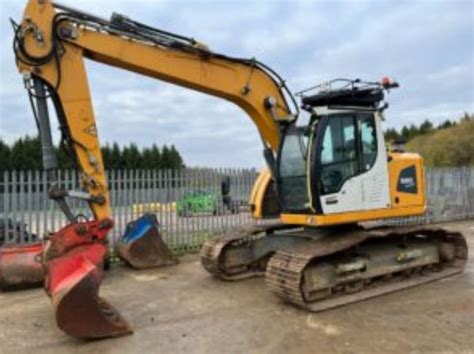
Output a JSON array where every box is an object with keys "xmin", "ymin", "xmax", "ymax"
[
  {"xmin": 397, "ymin": 165, "xmax": 417, "ymax": 194},
  {"xmin": 400, "ymin": 177, "xmax": 415, "ymax": 187}
]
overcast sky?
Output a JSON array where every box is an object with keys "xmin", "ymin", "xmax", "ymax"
[{"xmin": 0, "ymin": 0, "xmax": 473, "ymax": 168}]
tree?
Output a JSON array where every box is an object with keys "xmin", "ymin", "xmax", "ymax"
[
  {"xmin": 419, "ymin": 119, "xmax": 434, "ymax": 135},
  {"xmin": 169, "ymin": 145, "xmax": 184, "ymax": 169},
  {"xmin": 21, "ymin": 136, "xmax": 42, "ymax": 170},
  {"xmin": 384, "ymin": 128, "xmax": 400, "ymax": 142},
  {"xmin": 0, "ymin": 139, "xmax": 11, "ymax": 172},
  {"xmin": 461, "ymin": 112, "xmax": 473, "ymax": 123},
  {"xmin": 110, "ymin": 143, "xmax": 122, "ymax": 170},
  {"xmin": 150, "ymin": 144, "xmax": 162, "ymax": 169},
  {"xmin": 1, "ymin": 137, "xmax": 185, "ymax": 171},
  {"xmin": 121, "ymin": 143, "xmax": 142, "ymax": 169},
  {"xmin": 101, "ymin": 144, "xmax": 112, "ymax": 169},
  {"xmin": 141, "ymin": 147, "xmax": 153, "ymax": 169},
  {"xmin": 161, "ymin": 145, "xmax": 172, "ymax": 169},
  {"xmin": 437, "ymin": 120, "xmax": 455, "ymax": 130},
  {"xmin": 400, "ymin": 126, "xmax": 410, "ymax": 140},
  {"xmin": 10, "ymin": 138, "xmax": 27, "ymax": 170}
]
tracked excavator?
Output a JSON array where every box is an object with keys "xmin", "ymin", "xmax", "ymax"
[{"xmin": 12, "ymin": 0, "xmax": 467, "ymax": 340}]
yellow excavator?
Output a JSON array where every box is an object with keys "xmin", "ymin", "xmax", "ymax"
[{"xmin": 12, "ymin": 0, "xmax": 467, "ymax": 340}]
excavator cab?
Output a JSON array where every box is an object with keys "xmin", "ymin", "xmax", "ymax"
[
  {"xmin": 274, "ymin": 78, "xmax": 426, "ymax": 226},
  {"xmin": 276, "ymin": 78, "xmax": 389, "ymax": 213},
  {"xmin": 277, "ymin": 109, "xmax": 383, "ymax": 215},
  {"xmin": 12, "ymin": 0, "xmax": 467, "ymax": 340}
]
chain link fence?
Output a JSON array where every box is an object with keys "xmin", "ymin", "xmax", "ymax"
[{"xmin": 1, "ymin": 167, "xmax": 473, "ymax": 254}]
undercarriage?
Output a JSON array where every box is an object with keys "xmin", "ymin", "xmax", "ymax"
[{"xmin": 201, "ymin": 224, "xmax": 468, "ymax": 311}]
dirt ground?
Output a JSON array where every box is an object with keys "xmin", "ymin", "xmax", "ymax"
[{"xmin": 1, "ymin": 221, "xmax": 473, "ymax": 354}]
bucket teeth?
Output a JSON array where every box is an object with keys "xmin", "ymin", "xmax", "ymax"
[{"xmin": 117, "ymin": 214, "xmax": 177, "ymax": 269}]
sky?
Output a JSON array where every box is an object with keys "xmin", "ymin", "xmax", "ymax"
[{"xmin": 0, "ymin": 0, "xmax": 473, "ymax": 168}]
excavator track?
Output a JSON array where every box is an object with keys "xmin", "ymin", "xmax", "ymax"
[
  {"xmin": 201, "ymin": 223, "xmax": 300, "ymax": 280},
  {"xmin": 266, "ymin": 226, "xmax": 468, "ymax": 312}
]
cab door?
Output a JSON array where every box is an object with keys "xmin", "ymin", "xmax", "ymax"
[{"xmin": 313, "ymin": 112, "xmax": 390, "ymax": 214}]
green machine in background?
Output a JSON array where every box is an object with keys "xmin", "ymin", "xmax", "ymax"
[{"xmin": 177, "ymin": 176, "xmax": 241, "ymax": 217}]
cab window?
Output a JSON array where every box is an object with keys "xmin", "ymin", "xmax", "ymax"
[
  {"xmin": 318, "ymin": 114, "xmax": 378, "ymax": 195},
  {"xmin": 277, "ymin": 129, "xmax": 309, "ymax": 211},
  {"xmin": 319, "ymin": 116, "xmax": 358, "ymax": 194},
  {"xmin": 360, "ymin": 115, "xmax": 377, "ymax": 172}
]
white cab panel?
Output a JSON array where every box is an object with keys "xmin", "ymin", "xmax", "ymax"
[{"xmin": 321, "ymin": 113, "xmax": 391, "ymax": 214}]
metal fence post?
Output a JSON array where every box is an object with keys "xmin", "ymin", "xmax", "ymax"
[{"xmin": 2, "ymin": 167, "xmax": 473, "ymax": 257}]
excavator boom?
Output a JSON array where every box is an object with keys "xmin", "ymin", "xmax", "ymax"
[
  {"xmin": 13, "ymin": 0, "xmax": 467, "ymax": 341},
  {"xmin": 13, "ymin": 0, "xmax": 294, "ymax": 339}
]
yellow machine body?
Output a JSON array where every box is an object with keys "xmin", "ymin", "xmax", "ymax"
[
  {"xmin": 14, "ymin": 0, "xmax": 468, "ymax": 341},
  {"xmin": 17, "ymin": 0, "xmax": 427, "ymax": 228},
  {"xmin": 252, "ymin": 152, "xmax": 425, "ymax": 226}
]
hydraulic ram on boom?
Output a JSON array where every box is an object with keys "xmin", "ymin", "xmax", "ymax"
[{"xmin": 12, "ymin": 0, "xmax": 295, "ymax": 338}]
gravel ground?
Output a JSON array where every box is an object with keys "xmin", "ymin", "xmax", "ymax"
[{"xmin": 0, "ymin": 220, "xmax": 473, "ymax": 354}]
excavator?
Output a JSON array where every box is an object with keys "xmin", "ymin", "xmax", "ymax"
[{"xmin": 12, "ymin": 0, "xmax": 467, "ymax": 340}]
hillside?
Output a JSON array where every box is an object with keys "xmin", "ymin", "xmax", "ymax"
[{"xmin": 406, "ymin": 118, "xmax": 474, "ymax": 167}]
